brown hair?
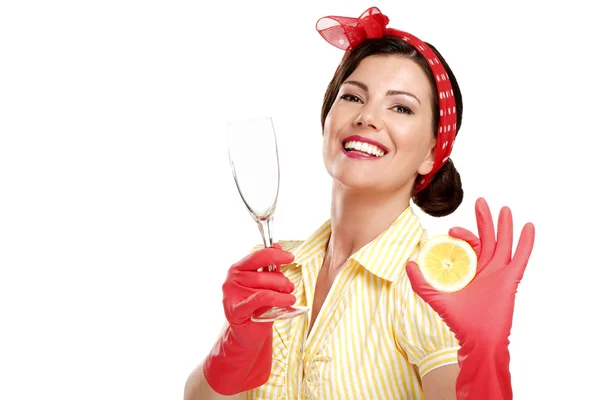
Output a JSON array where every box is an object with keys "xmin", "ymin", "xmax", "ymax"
[{"xmin": 320, "ymin": 36, "xmax": 464, "ymax": 217}]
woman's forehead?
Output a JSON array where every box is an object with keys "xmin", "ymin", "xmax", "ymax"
[{"xmin": 346, "ymin": 55, "xmax": 431, "ymax": 93}]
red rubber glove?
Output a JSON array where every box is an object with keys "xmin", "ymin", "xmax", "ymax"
[
  {"xmin": 406, "ymin": 198, "xmax": 535, "ymax": 400},
  {"xmin": 203, "ymin": 244, "xmax": 296, "ymax": 395}
]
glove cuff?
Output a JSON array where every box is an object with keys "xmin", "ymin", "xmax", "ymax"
[
  {"xmin": 203, "ymin": 327, "xmax": 273, "ymax": 395},
  {"xmin": 456, "ymin": 341, "xmax": 512, "ymax": 400}
]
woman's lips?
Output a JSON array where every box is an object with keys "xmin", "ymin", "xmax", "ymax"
[
  {"xmin": 341, "ymin": 135, "xmax": 389, "ymax": 159},
  {"xmin": 343, "ymin": 135, "xmax": 390, "ymax": 154},
  {"xmin": 341, "ymin": 144, "xmax": 380, "ymax": 159}
]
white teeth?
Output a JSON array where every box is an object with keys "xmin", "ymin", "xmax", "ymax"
[{"xmin": 343, "ymin": 140, "xmax": 385, "ymax": 157}]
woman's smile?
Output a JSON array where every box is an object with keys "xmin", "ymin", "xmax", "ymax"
[{"xmin": 341, "ymin": 135, "xmax": 389, "ymax": 159}]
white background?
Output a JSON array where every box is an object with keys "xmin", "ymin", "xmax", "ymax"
[{"xmin": 1, "ymin": 0, "xmax": 598, "ymax": 399}]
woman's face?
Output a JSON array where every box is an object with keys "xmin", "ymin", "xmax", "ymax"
[{"xmin": 322, "ymin": 54, "xmax": 436, "ymax": 193}]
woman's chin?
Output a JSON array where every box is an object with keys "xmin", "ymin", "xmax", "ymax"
[
  {"xmin": 325, "ymin": 166, "xmax": 415, "ymax": 196},
  {"xmin": 329, "ymin": 170, "xmax": 382, "ymax": 192},
  {"xmin": 324, "ymin": 157, "xmax": 403, "ymax": 193}
]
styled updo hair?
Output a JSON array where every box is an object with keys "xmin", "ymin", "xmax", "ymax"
[{"xmin": 320, "ymin": 36, "xmax": 463, "ymax": 217}]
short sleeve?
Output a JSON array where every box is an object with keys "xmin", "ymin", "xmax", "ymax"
[{"xmin": 392, "ymin": 259, "xmax": 460, "ymax": 378}]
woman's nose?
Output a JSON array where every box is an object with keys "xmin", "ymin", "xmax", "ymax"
[{"xmin": 353, "ymin": 105, "xmax": 382, "ymax": 131}]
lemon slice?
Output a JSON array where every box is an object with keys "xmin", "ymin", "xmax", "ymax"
[{"xmin": 417, "ymin": 234, "xmax": 477, "ymax": 293}]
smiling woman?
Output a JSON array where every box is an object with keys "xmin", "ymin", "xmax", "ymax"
[
  {"xmin": 186, "ymin": 6, "xmax": 535, "ymax": 400},
  {"xmin": 321, "ymin": 38, "xmax": 464, "ymax": 218}
]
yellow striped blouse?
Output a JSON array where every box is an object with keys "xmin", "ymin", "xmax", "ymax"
[{"xmin": 247, "ymin": 205, "xmax": 460, "ymax": 399}]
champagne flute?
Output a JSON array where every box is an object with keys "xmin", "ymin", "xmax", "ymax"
[{"xmin": 226, "ymin": 116, "xmax": 309, "ymax": 322}]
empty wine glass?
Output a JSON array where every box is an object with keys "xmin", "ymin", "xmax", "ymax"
[{"xmin": 226, "ymin": 116, "xmax": 309, "ymax": 322}]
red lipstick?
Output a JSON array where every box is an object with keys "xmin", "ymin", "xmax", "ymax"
[
  {"xmin": 342, "ymin": 135, "xmax": 390, "ymax": 154},
  {"xmin": 341, "ymin": 135, "xmax": 389, "ymax": 159}
]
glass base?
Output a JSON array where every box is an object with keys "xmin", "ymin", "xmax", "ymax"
[{"xmin": 251, "ymin": 305, "xmax": 309, "ymax": 323}]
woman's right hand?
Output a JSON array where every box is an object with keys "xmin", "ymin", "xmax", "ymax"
[
  {"xmin": 203, "ymin": 243, "xmax": 296, "ymax": 395},
  {"xmin": 222, "ymin": 243, "xmax": 297, "ymax": 348}
]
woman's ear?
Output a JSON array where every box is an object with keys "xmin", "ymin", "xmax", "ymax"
[{"xmin": 417, "ymin": 139, "xmax": 436, "ymax": 176}]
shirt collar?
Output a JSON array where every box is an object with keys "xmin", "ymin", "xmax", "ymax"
[
  {"xmin": 290, "ymin": 219, "xmax": 331, "ymax": 266},
  {"xmin": 352, "ymin": 205, "xmax": 424, "ymax": 281},
  {"xmin": 291, "ymin": 205, "xmax": 424, "ymax": 282}
]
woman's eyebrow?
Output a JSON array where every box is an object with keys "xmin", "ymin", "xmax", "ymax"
[{"xmin": 342, "ymin": 80, "xmax": 421, "ymax": 105}]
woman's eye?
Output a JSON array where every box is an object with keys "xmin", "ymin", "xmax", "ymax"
[
  {"xmin": 340, "ymin": 94, "xmax": 361, "ymax": 103},
  {"xmin": 392, "ymin": 105, "xmax": 413, "ymax": 114}
]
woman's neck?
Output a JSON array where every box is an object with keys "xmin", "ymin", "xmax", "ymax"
[{"xmin": 325, "ymin": 181, "xmax": 413, "ymax": 272}]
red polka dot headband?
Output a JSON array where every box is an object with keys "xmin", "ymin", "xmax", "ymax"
[{"xmin": 316, "ymin": 6, "xmax": 457, "ymax": 193}]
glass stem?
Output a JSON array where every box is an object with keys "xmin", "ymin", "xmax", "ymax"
[
  {"xmin": 257, "ymin": 217, "xmax": 274, "ymax": 248},
  {"xmin": 257, "ymin": 217, "xmax": 276, "ymax": 271}
]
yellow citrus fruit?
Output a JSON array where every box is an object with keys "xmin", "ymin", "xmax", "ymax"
[{"xmin": 417, "ymin": 234, "xmax": 477, "ymax": 293}]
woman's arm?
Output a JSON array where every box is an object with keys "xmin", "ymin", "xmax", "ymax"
[
  {"xmin": 422, "ymin": 364, "xmax": 459, "ymax": 400},
  {"xmin": 184, "ymin": 360, "xmax": 246, "ymax": 400},
  {"xmin": 184, "ymin": 245, "xmax": 296, "ymax": 398},
  {"xmin": 184, "ymin": 322, "xmax": 246, "ymax": 400},
  {"xmin": 407, "ymin": 198, "xmax": 535, "ymax": 399}
]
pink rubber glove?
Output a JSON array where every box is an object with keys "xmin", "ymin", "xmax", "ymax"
[
  {"xmin": 406, "ymin": 198, "xmax": 535, "ymax": 400},
  {"xmin": 203, "ymin": 244, "xmax": 296, "ymax": 395}
]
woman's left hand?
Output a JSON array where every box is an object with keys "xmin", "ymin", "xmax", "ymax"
[
  {"xmin": 406, "ymin": 197, "xmax": 535, "ymax": 399},
  {"xmin": 406, "ymin": 197, "xmax": 535, "ymax": 347}
]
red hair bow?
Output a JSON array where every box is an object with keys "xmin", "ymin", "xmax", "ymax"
[
  {"xmin": 316, "ymin": 7, "xmax": 390, "ymax": 51},
  {"xmin": 316, "ymin": 7, "xmax": 458, "ymax": 194}
]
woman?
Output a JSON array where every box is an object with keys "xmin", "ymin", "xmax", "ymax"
[{"xmin": 185, "ymin": 7, "xmax": 535, "ymax": 400}]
